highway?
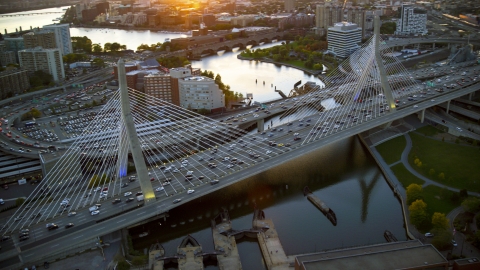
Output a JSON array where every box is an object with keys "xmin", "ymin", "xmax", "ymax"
[{"xmin": 1, "ymin": 76, "xmax": 479, "ymax": 268}]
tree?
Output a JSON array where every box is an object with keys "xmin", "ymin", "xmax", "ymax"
[
  {"xmin": 110, "ymin": 42, "xmax": 121, "ymax": 52},
  {"xmin": 431, "ymin": 212, "xmax": 449, "ymax": 230},
  {"xmin": 117, "ymin": 260, "xmax": 130, "ymax": 270},
  {"xmin": 15, "ymin": 198, "xmax": 25, "ymax": 207},
  {"xmin": 30, "ymin": 108, "xmax": 41, "ymax": 118},
  {"xmin": 92, "ymin": 58, "xmax": 105, "ymax": 68},
  {"xmin": 104, "ymin": 42, "xmax": 112, "ymax": 52},
  {"xmin": 409, "ymin": 199, "xmax": 428, "ymax": 228},
  {"xmin": 462, "ymin": 197, "xmax": 480, "ymax": 213},
  {"xmin": 459, "ymin": 189, "xmax": 468, "ymax": 199},
  {"xmin": 92, "ymin": 44, "xmax": 103, "ymax": 53},
  {"xmin": 406, "ymin": 183, "xmax": 423, "ymax": 205},
  {"xmin": 380, "ymin": 22, "xmax": 396, "ymax": 34},
  {"xmin": 431, "ymin": 229, "xmax": 453, "ymax": 250},
  {"xmin": 438, "ymin": 172, "xmax": 445, "ymax": 180}
]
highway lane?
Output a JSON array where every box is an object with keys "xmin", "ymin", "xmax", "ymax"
[{"xmin": 1, "ymin": 80, "xmax": 479, "ymax": 268}]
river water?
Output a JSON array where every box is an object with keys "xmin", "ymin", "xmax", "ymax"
[{"xmin": 3, "ymin": 8, "xmax": 407, "ymax": 269}]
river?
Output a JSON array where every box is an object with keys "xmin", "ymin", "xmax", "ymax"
[{"xmin": 3, "ymin": 9, "xmax": 407, "ymax": 269}]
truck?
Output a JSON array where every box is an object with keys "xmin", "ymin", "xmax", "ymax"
[
  {"xmin": 89, "ymin": 205, "xmax": 98, "ymax": 212},
  {"xmin": 137, "ymin": 195, "xmax": 144, "ymax": 202}
]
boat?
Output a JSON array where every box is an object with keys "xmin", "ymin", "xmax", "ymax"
[
  {"xmin": 384, "ymin": 230, "xmax": 398, "ymax": 242},
  {"xmin": 303, "ymin": 186, "xmax": 337, "ymax": 226},
  {"xmin": 139, "ymin": 232, "xmax": 149, "ymax": 237}
]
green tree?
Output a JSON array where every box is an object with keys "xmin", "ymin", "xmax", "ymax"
[
  {"xmin": 104, "ymin": 42, "xmax": 112, "ymax": 52},
  {"xmin": 132, "ymin": 256, "xmax": 146, "ymax": 266},
  {"xmin": 92, "ymin": 58, "xmax": 105, "ymax": 68},
  {"xmin": 380, "ymin": 22, "xmax": 397, "ymax": 34},
  {"xmin": 30, "ymin": 108, "xmax": 41, "ymax": 118},
  {"xmin": 92, "ymin": 44, "xmax": 103, "ymax": 53},
  {"xmin": 461, "ymin": 197, "xmax": 480, "ymax": 213},
  {"xmin": 117, "ymin": 260, "xmax": 130, "ymax": 270},
  {"xmin": 429, "ymin": 168, "xmax": 436, "ymax": 176},
  {"xmin": 406, "ymin": 183, "xmax": 423, "ymax": 205},
  {"xmin": 431, "ymin": 229, "xmax": 453, "ymax": 250},
  {"xmin": 110, "ymin": 42, "xmax": 121, "ymax": 52},
  {"xmin": 438, "ymin": 172, "xmax": 445, "ymax": 180},
  {"xmin": 431, "ymin": 212, "xmax": 449, "ymax": 230},
  {"xmin": 15, "ymin": 198, "xmax": 25, "ymax": 207},
  {"xmin": 409, "ymin": 199, "xmax": 428, "ymax": 228}
]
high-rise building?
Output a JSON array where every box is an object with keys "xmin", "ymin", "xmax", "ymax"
[
  {"xmin": 18, "ymin": 47, "xmax": 65, "ymax": 82},
  {"xmin": 285, "ymin": 0, "xmax": 295, "ymax": 12},
  {"xmin": 4, "ymin": 37, "xmax": 25, "ymax": 62},
  {"xmin": 316, "ymin": 3, "xmax": 366, "ymax": 37},
  {"xmin": 327, "ymin": 22, "xmax": 362, "ymax": 58},
  {"xmin": 178, "ymin": 76, "xmax": 225, "ymax": 112},
  {"xmin": 0, "ymin": 44, "xmax": 17, "ymax": 66},
  {"xmin": 23, "ymin": 30, "xmax": 57, "ymax": 50},
  {"xmin": 0, "ymin": 69, "xmax": 30, "ymax": 99},
  {"xmin": 43, "ymin": 24, "xmax": 73, "ymax": 55},
  {"xmin": 395, "ymin": 4, "xmax": 427, "ymax": 35}
]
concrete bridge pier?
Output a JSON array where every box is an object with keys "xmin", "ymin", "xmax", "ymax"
[
  {"xmin": 419, "ymin": 109, "xmax": 425, "ymax": 123},
  {"xmin": 446, "ymin": 100, "xmax": 451, "ymax": 114},
  {"xmin": 469, "ymin": 92, "xmax": 474, "ymax": 100},
  {"xmin": 257, "ymin": 118, "xmax": 265, "ymax": 132},
  {"xmin": 432, "ymin": 43, "xmax": 435, "ymax": 50}
]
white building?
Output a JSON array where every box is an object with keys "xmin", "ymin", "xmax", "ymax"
[
  {"xmin": 395, "ymin": 4, "xmax": 427, "ymax": 35},
  {"xmin": 327, "ymin": 22, "xmax": 362, "ymax": 58},
  {"xmin": 43, "ymin": 24, "xmax": 73, "ymax": 55},
  {"xmin": 178, "ymin": 76, "xmax": 225, "ymax": 111},
  {"xmin": 18, "ymin": 47, "xmax": 65, "ymax": 82}
]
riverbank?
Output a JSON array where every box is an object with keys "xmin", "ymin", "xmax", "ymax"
[
  {"xmin": 236, "ymin": 55, "xmax": 323, "ymax": 76},
  {"xmin": 70, "ymin": 24, "xmax": 191, "ymax": 35}
]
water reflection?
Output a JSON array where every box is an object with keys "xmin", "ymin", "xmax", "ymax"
[{"xmin": 131, "ymin": 137, "xmax": 405, "ymax": 269}]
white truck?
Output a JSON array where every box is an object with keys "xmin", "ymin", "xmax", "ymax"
[{"xmin": 137, "ymin": 195, "xmax": 144, "ymax": 202}]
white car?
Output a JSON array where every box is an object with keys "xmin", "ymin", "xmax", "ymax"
[
  {"xmin": 68, "ymin": 212, "xmax": 76, "ymax": 217},
  {"xmin": 155, "ymin": 187, "xmax": 164, "ymax": 192},
  {"xmin": 187, "ymin": 189, "xmax": 195, "ymax": 194},
  {"xmin": 266, "ymin": 150, "xmax": 272, "ymax": 154},
  {"xmin": 91, "ymin": 210, "xmax": 100, "ymax": 216},
  {"xmin": 124, "ymin": 192, "xmax": 132, "ymax": 197},
  {"xmin": 94, "ymin": 187, "xmax": 101, "ymax": 192},
  {"xmin": 413, "ymin": 105, "xmax": 418, "ymax": 108}
]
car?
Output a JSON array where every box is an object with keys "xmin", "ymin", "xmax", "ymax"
[
  {"xmin": 266, "ymin": 150, "xmax": 272, "ymax": 154},
  {"xmin": 112, "ymin": 198, "xmax": 121, "ymax": 204},
  {"xmin": 124, "ymin": 192, "xmax": 132, "ymax": 197},
  {"xmin": 3, "ymin": 184, "xmax": 8, "ymax": 190},
  {"xmin": 65, "ymin": 223, "xmax": 74, "ymax": 228},
  {"xmin": 121, "ymin": 183, "xmax": 128, "ymax": 188},
  {"xmin": 173, "ymin": 198, "xmax": 182, "ymax": 204},
  {"xmin": 91, "ymin": 210, "xmax": 100, "ymax": 216},
  {"xmin": 456, "ymin": 127, "xmax": 462, "ymax": 131},
  {"xmin": 451, "ymin": 240, "xmax": 457, "ymax": 247},
  {"xmin": 0, "ymin": 199, "xmax": 4, "ymax": 205},
  {"xmin": 431, "ymin": 99, "xmax": 435, "ymax": 102},
  {"xmin": 413, "ymin": 105, "xmax": 418, "ymax": 108},
  {"xmin": 425, "ymin": 232, "xmax": 434, "ymax": 237},
  {"xmin": 68, "ymin": 212, "xmax": 76, "ymax": 217},
  {"xmin": 47, "ymin": 224, "xmax": 59, "ymax": 230},
  {"xmin": 126, "ymin": 198, "xmax": 134, "ymax": 203},
  {"xmin": 1, "ymin": 236, "xmax": 11, "ymax": 242},
  {"xmin": 198, "ymin": 176, "xmax": 205, "ymax": 180},
  {"xmin": 155, "ymin": 187, "xmax": 164, "ymax": 192},
  {"xmin": 277, "ymin": 143, "xmax": 284, "ymax": 147},
  {"xmin": 210, "ymin": 180, "xmax": 220, "ymax": 185},
  {"xmin": 187, "ymin": 189, "xmax": 195, "ymax": 194},
  {"xmin": 94, "ymin": 187, "xmax": 101, "ymax": 192},
  {"xmin": 294, "ymin": 137, "xmax": 301, "ymax": 141}
]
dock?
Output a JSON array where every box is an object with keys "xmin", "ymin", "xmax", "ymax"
[
  {"xmin": 253, "ymin": 209, "xmax": 290, "ymax": 270},
  {"xmin": 304, "ymin": 186, "xmax": 337, "ymax": 226},
  {"xmin": 177, "ymin": 235, "xmax": 204, "ymax": 270},
  {"xmin": 148, "ymin": 243, "xmax": 165, "ymax": 270},
  {"xmin": 211, "ymin": 209, "xmax": 242, "ymax": 270}
]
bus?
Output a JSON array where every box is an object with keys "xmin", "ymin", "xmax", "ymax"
[{"xmin": 25, "ymin": 122, "xmax": 36, "ymax": 127}]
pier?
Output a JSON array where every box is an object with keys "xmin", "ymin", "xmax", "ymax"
[
  {"xmin": 211, "ymin": 209, "xmax": 243, "ymax": 270},
  {"xmin": 253, "ymin": 209, "xmax": 290, "ymax": 270},
  {"xmin": 148, "ymin": 243, "xmax": 165, "ymax": 270},
  {"xmin": 303, "ymin": 186, "xmax": 337, "ymax": 226},
  {"xmin": 177, "ymin": 235, "xmax": 204, "ymax": 270}
]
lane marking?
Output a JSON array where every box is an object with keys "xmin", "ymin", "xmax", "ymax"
[
  {"xmin": 117, "ymin": 219, "xmax": 126, "ymax": 223},
  {"xmin": 73, "ymin": 235, "xmax": 84, "ymax": 240},
  {"xmin": 95, "ymin": 227, "xmax": 105, "ymax": 232},
  {"xmin": 51, "ymin": 244, "xmax": 59, "ymax": 248}
]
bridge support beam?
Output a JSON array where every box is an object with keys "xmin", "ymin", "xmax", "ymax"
[
  {"xmin": 118, "ymin": 58, "xmax": 155, "ymax": 205},
  {"xmin": 374, "ymin": 16, "xmax": 396, "ymax": 113},
  {"xmin": 469, "ymin": 92, "xmax": 474, "ymax": 100},
  {"xmin": 446, "ymin": 100, "xmax": 451, "ymax": 114},
  {"xmin": 257, "ymin": 118, "xmax": 265, "ymax": 132},
  {"xmin": 432, "ymin": 43, "xmax": 435, "ymax": 50},
  {"xmin": 419, "ymin": 109, "xmax": 425, "ymax": 123}
]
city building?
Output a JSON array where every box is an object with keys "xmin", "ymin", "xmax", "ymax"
[
  {"xmin": 230, "ymin": 15, "xmax": 256, "ymax": 27},
  {"xmin": 315, "ymin": 3, "xmax": 366, "ymax": 37},
  {"xmin": 144, "ymin": 73, "xmax": 177, "ymax": 104},
  {"xmin": 395, "ymin": 4, "xmax": 428, "ymax": 35},
  {"xmin": 0, "ymin": 69, "xmax": 30, "ymax": 99},
  {"xmin": 23, "ymin": 30, "xmax": 57, "ymax": 50},
  {"xmin": 4, "ymin": 36, "xmax": 25, "ymax": 62},
  {"xmin": 43, "ymin": 24, "xmax": 73, "ymax": 55},
  {"xmin": 18, "ymin": 47, "xmax": 65, "ymax": 82},
  {"xmin": 284, "ymin": 0, "xmax": 295, "ymax": 12},
  {"xmin": 178, "ymin": 76, "xmax": 225, "ymax": 112},
  {"xmin": 327, "ymin": 22, "xmax": 362, "ymax": 58},
  {"xmin": 0, "ymin": 44, "xmax": 17, "ymax": 66}
]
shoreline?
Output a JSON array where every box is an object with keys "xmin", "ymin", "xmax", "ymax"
[
  {"xmin": 70, "ymin": 24, "xmax": 191, "ymax": 35},
  {"xmin": 236, "ymin": 55, "xmax": 323, "ymax": 76}
]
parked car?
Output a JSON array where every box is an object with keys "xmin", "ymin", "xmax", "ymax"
[{"xmin": 425, "ymin": 232, "xmax": 434, "ymax": 237}]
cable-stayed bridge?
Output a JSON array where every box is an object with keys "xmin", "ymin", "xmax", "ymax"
[{"xmin": 1, "ymin": 18, "xmax": 479, "ymax": 268}]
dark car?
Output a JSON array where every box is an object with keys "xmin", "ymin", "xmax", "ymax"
[
  {"xmin": 47, "ymin": 224, "xmax": 59, "ymax": 230},
  {"xmin": 3, "ymin": 184, "xmax": 8, "ymax": 190},
  {"xmin": 135, "ymin": 191, "xmax": 143, "ymax": 196},
  {"xmin": 19, "ymin": 235, "xmax": 29, "ymax": 241},
  {"xmin": 65, "ymin": 223, "xmax": 74, "ymax": 228},
  {"xmin": 1, "ymin": 236, "xmax": 10, "ymax": 242},
  {"xmin": 112, "ymin": 199, "xmax": 121, "ymax": 204},
  {"xmin": 210, "ymin": 180, "xmax": 220, "ymax": 185},
  {"xmin": 126, "ymin": 198, "xmax": 134, "ymax": 203}
]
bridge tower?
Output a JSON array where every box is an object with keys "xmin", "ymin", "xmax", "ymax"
[
  {"xmin": 374, "ymin": 16, "xmax": 396, "ymax": 112},
  {"xmin": 118, "ymin": 58, "xmax": 155, "ymax": 204}
]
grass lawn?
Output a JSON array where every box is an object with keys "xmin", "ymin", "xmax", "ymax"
[
  {"xmin": 415, "ymin": 125, "xmax": 443, "ymax": 136},
  {"xmin": 376, "ymin": 135, "xmax": 407, "ymax": 164},
  {"xmin": 391, "ymin": 163, "xmax": 425, "ymax": 188},
  {"xmin": 408, "ymin": 131, "xmax": 480, "ymax": 193},
  {"xmin": 422, "ymin": 185, "xmax": 461, "ymax": 218},
  {"xmin": 281, "ymin": 59, "xmax": 307, "ymax": 69}
]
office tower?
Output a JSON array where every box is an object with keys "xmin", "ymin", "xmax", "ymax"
[
  {"xmin": 327, "ymin": 22, "xmax": 362, "ymax": 58},
  {"xmin": 43, "ymin": 24, "xmax": 73, "ymax": 55},
  {"xmin": 18, "ymin": 47, "xmax": 65, "ymax": 82},
  {"xmin": 395, "ymin": 4, "xmax": 427, "ymax": 35},
  {"xmin": 23, "ymin": 30, "xmax": 57, "ymax": 49}
]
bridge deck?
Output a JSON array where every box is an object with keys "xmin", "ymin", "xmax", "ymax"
[
  {"xmin": 255, "ymin": 219, "xmax": 290, "ymax": 270},
  {"xmin": 212, "ymin": 221, "xmax": 242, "ymax": 270}
]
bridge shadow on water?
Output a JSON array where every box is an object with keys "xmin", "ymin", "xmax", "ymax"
[{"xmin": 131, "ymin": 136, "xmax": 387, "ymax": 252}]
